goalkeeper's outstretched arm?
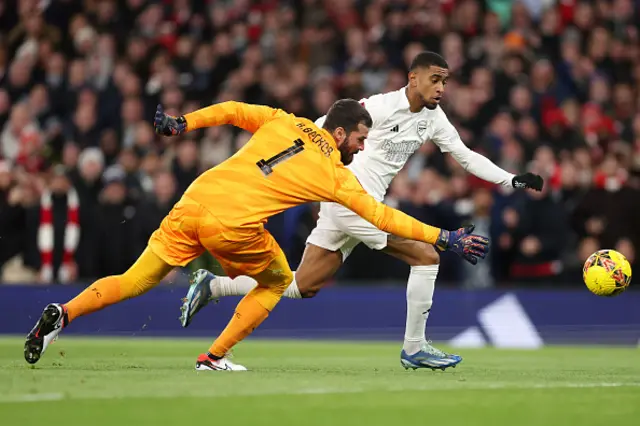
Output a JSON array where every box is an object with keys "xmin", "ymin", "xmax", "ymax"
[
  {"xmin": 332, "ymin": 166, "xmax": 490, "ymax": 265},
  {"xmin": 332, "ymin": 166, "xmax": 442, "ymax": 245},
  {"xmin": 184, "ymin": 101, "xmax": 286, "ymax": 134},
  {"xmin": 153, "ymin": 102, "xmax": 286, "ymax": 136}
]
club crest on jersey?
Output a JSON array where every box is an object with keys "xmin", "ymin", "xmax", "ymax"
[{"xmin": 417, "ymin": 120, "xmax": 428, "ymax": 137}]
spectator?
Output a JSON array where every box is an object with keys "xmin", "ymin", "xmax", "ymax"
[
  {"xmin": 23, "ymin": 165, "xmax": 82, "ymax": 283},
  {"xmin": 134, "ymin": 170, "xmax": 178, "ymax": 256},
  {"xmin": 509, "ymin": 180, "xmax": 569, "ymax": 283},
  {"xmin": 170, "ymin": 139, "xmax": 199, "ymax": 196},
  {"xmin": 1, "ymin": 0, "xmax": 640, "ymax": 287},
  {"xmin": 70, "ymin": 146, "xmax": 104, "ymax": 210},
  {"xmin": 1, "ymin": 102, "xmax": 39, "ymax": 162},
  {"xmin": 92, "ymin": 165, "xmax": 138, "ymax": 278},
  {"xmin": 0, "ymin": 160, "xmax": 27, "ymax": 268},
  {"xmin": 461, "ymin": 187, "xmax": 495, "ymax": 289}
]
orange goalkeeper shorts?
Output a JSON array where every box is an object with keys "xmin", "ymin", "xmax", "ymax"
[{"xmin": 148, "ymin": 195, "xmax": 285, "ymax": 279}]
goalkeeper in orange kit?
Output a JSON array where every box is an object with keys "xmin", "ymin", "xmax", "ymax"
[{"xmin": 24, "ymin": 99, "xmax": 489, "ymax": 370}]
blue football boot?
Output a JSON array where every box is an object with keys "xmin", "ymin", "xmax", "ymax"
[
  {"xmin": 179, "ymin": 269, "xmax": 218, "ymax": 328},
  {"xmin": 400, "ymin": 341, "xmax": 462, "ymax": 371}
]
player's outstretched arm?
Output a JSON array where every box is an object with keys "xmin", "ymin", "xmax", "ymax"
[
  {"xmin": 434, "ymin": 225, "xmax": 490, "ymax": 265},
  {"xmin": 450, "ymin": 142, "xmax": 544, "ymax": 191},
  {"xmin": 432, "ymin": 110, "xmax": 544, "ymax": 191},
  {"xmin": 184, "ymin": 101, "xmax": 285, "ymax": 133},
  {"xmin": 443, "ymin": 136, "xmax": 544, "ymax": 190},
  {"xmin": 153, "ymin": 102, "xmax": 285, "ymax": 136},
  {"xmin": 333, "ymin": 169, "xmax": 489, "ymax": 264}
]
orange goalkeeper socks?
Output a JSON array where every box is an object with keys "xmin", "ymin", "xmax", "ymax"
[
  {"xmin": 65, "ymin": 276, "xmax": 122, "ymax": 323},
  {"xmin": 208, "ymin": 293, "xmax": 270, "ymax": 358},
  {"xmin": 64, "ymin": 247, "xmax": 174, "ymax": 324}
]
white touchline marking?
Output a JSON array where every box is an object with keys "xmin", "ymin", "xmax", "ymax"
[
  {"xmin": 2, "ymin": 382, "xmax": 640, "ymax": 404},
  {"xmin": 0, "ymin": 393, "xmax": 65, "ymax": 403}
]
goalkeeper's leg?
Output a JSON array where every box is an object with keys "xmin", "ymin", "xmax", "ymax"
[
  {"xmin": 194, "ymin": 248, "xmax": 293, "ymax": 371},
  {"xmin": 24, "ymin": 247, "xmax": 174, "ymax": 364},
  {"xmin": 65, "ymin": 247, "xmax": 174, "ymax": 321},
  {"xmin": 24, "ymin": 195, "xmax": 205, "ymax": 364}
]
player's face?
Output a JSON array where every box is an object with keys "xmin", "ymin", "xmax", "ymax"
[
  {"xmin": 409, "ymin": 66, "xmax": 449, "ymax": 110},
  {"xmin": 335, "ymin": 123, "xmax": 368, "ymax": 165}
]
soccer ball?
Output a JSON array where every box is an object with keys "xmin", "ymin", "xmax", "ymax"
[{"xmin": 583, "ymin": 249, "xmax": 632, "ymax": 297}]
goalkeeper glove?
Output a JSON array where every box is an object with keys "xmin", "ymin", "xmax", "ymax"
[
  {"xmin": 512, "ymin": 173, "xmax": 544, "ymax": 191},
  {"xmin": 435, "ymin": 225, "xmax": 490, "ymax": 265},
  {"xmin": 154, "ymin": 104, "xmax": 187, "ymax": 136}
]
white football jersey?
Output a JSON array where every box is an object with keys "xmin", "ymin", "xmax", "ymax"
[{"xmin": 315, "ymin": 87, "xmax": 514, "ymax": 201}]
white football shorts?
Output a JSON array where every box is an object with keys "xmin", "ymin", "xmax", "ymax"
[{"xmin": 306, "ymin": 202, "xmax": 388, "ymax": 261}]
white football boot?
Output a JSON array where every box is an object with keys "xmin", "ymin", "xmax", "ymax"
[
  {"xmin": 195, "ymin": 353, "xmax": 247, "ymax": 371},
  {"xmin": 24, "ymin": 303, "xmax": 67, "ymax": 364}
]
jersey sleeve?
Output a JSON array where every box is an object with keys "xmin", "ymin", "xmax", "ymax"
[
  {"xmin": 183, "ymin": 101, "xmax": 287, "ymax": 134},
  {"xmin": 332, "ymin": 166, "xmax": 441, "ymax": 244},
  {"xmin": 431, "ymin": 107, "xmax": 515, "ymax": 187}
]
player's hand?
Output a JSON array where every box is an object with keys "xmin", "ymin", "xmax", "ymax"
[
  {"xmin": 436, "ymin": 225, "xmax": 490, "ymax": 265},
  {"xmin": 154, "ymin": 104, "xmax": 187, "ymax": 136},
  {"xmin": 512, "ymin": 173, "xmax": 544, "ymax": 191}
]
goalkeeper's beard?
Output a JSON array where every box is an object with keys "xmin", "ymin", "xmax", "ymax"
[{"xmin": 339, "ymin": 145, "xmax": 356, "ymax": 165}]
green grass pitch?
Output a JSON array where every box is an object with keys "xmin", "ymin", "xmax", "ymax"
[{"xmin": 1, "ymin": 337, "xmax": 639, "ymax": 425}]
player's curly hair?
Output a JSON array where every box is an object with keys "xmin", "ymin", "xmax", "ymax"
[
  {"xmin": 410, "ymin": 51, "xmax": 449, "ymax": 71},
  {"xmin": 322, "ymin": 99, "xmax": 373, "ymax": 133}
]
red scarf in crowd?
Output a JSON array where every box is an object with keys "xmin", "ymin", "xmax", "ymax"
[{"xmin": 37, "ymin": 188, "xmax": 80, "ymax": 283}]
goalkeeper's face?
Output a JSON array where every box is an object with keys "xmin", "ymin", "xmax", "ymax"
[
  {"xmin": 411, "ymin": 66, "xmax": 449, "ymax": 110},
  {"xmin": 335, "ymin": 123, "xmax": 368, "ymax": 165}
]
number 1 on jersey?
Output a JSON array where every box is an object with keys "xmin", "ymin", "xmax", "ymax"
[{"xmin": 257, "ymin": 138, "xmax": 305, "ymax": 176}]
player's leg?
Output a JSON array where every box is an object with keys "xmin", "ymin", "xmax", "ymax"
[
  {"xmin": 383, "ymin": 235, "xmax": 439, "ymax": 353},
  {"xmin": 214, "ymin": 203, "xmax": 350, "ymax": 298},
  {"xmin": 66, "ymin": 248, "xmax": 174, "ymax": 321},
  {"xmin": 180, "ymin": 243, "xmax": 344, "ymax": 326},
  {"xmin": 24, "ymin": 197, "xmax": 204, "ymax": 364},
  {"xmin": 316, "ymin": 203, "xmax": 460, "ymax": 369},
  {"xmin": 292, "ymin": 243, "xmax": 344, "ymax": 297},
  {"xmin": 179, "ymin": 205, "xmax": 350, "ymax": 327},
  {"xmin": 195, "ymin": 240, "xmax": 294, "ymax": 371},
  {"xmin": 24, "ymin": 247, "xmax": 175, "ymax": 364},
  {"xmin": 383, "ymin": 236, "xmax": 461, "ymax": 370}
]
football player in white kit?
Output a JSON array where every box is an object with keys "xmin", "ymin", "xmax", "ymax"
[{"xmin": 179, "ymin": 52, "xmax": 543, "ymax": 370}]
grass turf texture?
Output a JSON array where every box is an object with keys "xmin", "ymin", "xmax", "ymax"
[{"xmin": 0, "ymin": 337, "xmax": 639, "ymax": 425}]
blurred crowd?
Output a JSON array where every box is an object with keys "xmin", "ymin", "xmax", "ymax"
[{"xmin": 1, "ymin": 0, "xmax": 640, "ymax": 288}]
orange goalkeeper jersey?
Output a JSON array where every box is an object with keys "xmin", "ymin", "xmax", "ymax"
[{"xmin": 182, "ymin": 101, "xmax": 441, "ymax": 245}]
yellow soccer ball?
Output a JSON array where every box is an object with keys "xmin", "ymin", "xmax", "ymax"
[{"xmin": 583, "ymin": 249, "xmax": 632, "ymax": 297}]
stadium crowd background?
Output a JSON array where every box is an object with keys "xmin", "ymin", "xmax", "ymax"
[{"xmin": 0, "ymin": 0, "xmax": 639, "ymax": 289}]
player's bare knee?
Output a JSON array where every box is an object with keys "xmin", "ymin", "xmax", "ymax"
[
  {"xmin": 300, "ymin": 287, "xmax": 321, "ymax": 298},
  {"xmin": 300, "ymin": 288, "xmax": 315, "ymax": 298},
  {"xmin": 413, "ymin": 245, "xmax": 440, "ymax": 267},
  {"xmin": 297, "ymin": 277, "xmax": 324, "ymax": 298}
]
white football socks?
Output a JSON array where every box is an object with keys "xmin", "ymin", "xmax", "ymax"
[
  {"xmin": 211, "ymin": 274, "xmax": 302, "ymax": 299},
  {"xmin": 210, "ymin": 264, "xmax": 438, "ymax": 356},
  {"xmin": 403, "ymin": 265, "xmax": 439, "ymax": 355}
]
